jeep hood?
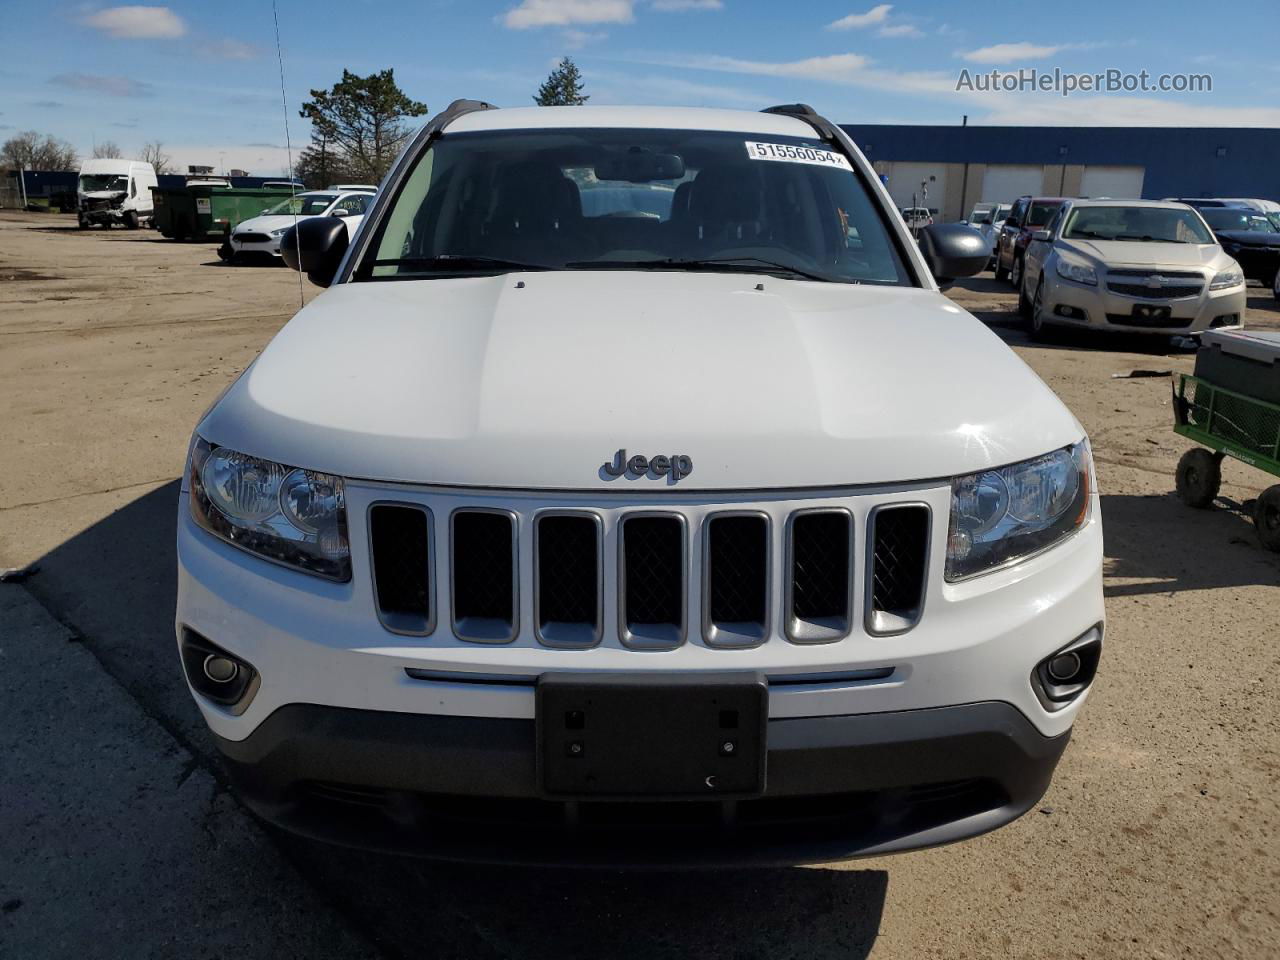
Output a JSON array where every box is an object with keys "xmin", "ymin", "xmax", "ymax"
[{"xmin": 200, "ymin": 272, "xmax": 1083, "ymax": 490}]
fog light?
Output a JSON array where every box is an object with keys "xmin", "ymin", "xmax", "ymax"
[
  {"xmin": 1046, "ymin": 651, "xmax": 1082, "ymax": 682},
  {"xmin": 180, "ymin": 629, "xmax": 259, "ymax": 715},
  {"xmin": 202, "ymin": 655, "xmax": 239, "ymax": 684},
  {"xmin": 1032, "ymin": 626, "xmax": 1102, "ymax": 711}
]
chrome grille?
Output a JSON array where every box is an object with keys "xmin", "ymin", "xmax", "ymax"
[
  {"xmin": 704, "ymin": 513, "xmax": 769, "ymax": 647},
  {"xmin": 451, "ymin": 510, "xmax": 517, "ymax": 642},
  {"xmin": 368, "ymin": 494, "xmax": 933, "ymax": 646},
  {"xmin": 867, "ymin": 504, "xmax": 930, "ymax": 636},
  {"xmin": 620, "ymin": 515, "xmax": 685, "ymax": 648},
  {"xmin": 535, "ymin": 513, "xmax": 601, "ymax": 647},
  {"xmin": 787, "ymin": 510, "xmax": 853, "ymax": 643},
  {"xmin": 368, "ymin": 504, "xmax": 433, "ymax": 635},
  {"xmin": 1105, "ymin": 269, "xmax": 1203, "ymax": 300}
]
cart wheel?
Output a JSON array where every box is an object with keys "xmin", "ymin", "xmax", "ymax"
[
  {"xmin": 1254, "ymin": 485, "xmax": 1280, "ymax": 552},
  {"xmin": 1175, "ymin": 448, "xmax": 1221, "ymax": 508}
]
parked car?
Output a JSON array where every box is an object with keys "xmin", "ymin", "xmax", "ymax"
[
  {"xmin": 995, "ymin": 196, "xmax": 1067, "ymax": 286},
  {"xmin": 76, "ymin": 158, "xmax": 158, "ymax": 229},
  {"xmin": 968, "ymin": 202, "xmax": 1012, "ymax": 263},
  {"xmin": 900, "ymin": 206, "xmax": 933, "ymax": 230},
  {"xmin": 225, "ymin": 189, "xmax": 375, "ymax": 261},
  {"xmin": 1018, "ymin": 199, "xmax": 1246, "ymax": 339},
  {"xmin": 178, "ymin": 100, "xmax": 1102, "ymax": 866},
  {"xmin": 1195, "ymin": 206, "xmax": 1280, "ymax": 288}
]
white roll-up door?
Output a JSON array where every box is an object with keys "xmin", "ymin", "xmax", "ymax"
[
  {"xmin": 1080, "ymin": 166, "xmax": 1145, "ymax": 200},
  {"xmin": 980, "ymin": 165, "xmax": 1043, "ymax": 204}
]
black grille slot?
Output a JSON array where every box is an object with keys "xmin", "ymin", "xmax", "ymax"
[
  {"xmin": 451, "ymin": 510, "xmax": 517, "ymax": 642},
  {"xmin": 868, "ymin": 505, "xmax": 929, "ymax": 635},
  {"xmin": 788, "ymin": 510, "xmax": 852, "ymax": 642},
  {"xmin": 705, "ymin": 514, "xmax": 769, "ymax": 646},
  {"xmin": 369, "ymin": 504, "xmax": 432, "ymax": 634},
  {"xmin": 621, "ymin": 515, "xmax": 684, "ymax": 647},
  {"xmin": 536, "ymin": 514, "xmax": 600, "ymax": 646}
]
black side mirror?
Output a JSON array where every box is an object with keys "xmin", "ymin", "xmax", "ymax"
[
  {"xmin": 918, "ymin": 223, "xmax": 989, "ymax": 287},
  {"xmin": 280, "ymin": 216, "xmax": 349, "ymax": 287}
]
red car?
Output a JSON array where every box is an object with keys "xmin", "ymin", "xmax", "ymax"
[{"xmin": 995, "ymin": 196, "xmax": 1067, "ymax": 287}]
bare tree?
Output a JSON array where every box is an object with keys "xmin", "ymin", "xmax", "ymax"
[
  {"xmin": 139, "ymin": 141, "xmax": 173, "ymax": 174},
  {"xmin": 92, "ymin": 141, "xmax": 123, "ymax": 159},
  {"xmin": 2, "ymin": 131, "xmax": 79, "ymax": 171}
]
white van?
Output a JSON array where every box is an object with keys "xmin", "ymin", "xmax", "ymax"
[{"xmin": 77, "ymin": 159, "xmax": 159, "ymax": 229}]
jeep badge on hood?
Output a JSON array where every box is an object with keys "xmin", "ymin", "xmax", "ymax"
[{"xmin": 601, "ymin": 448, "xmax": 693, "ymax": 481}]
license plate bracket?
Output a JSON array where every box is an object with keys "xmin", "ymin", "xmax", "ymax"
[{"xmin": 536, "ymin": 673, "xmax": 767, "ymax": 799}]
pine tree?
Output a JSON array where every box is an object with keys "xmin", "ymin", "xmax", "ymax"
[{"xmin": 534, "ymin": 57, "xmax": 589, "ymax": 106}]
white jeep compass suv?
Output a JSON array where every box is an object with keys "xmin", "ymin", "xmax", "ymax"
[{"xmin": 176, "ymin": 101, "xmax": 1104, "ymax": 866}]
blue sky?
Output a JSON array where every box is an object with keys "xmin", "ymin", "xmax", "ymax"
[{"xmin": 3, "ymin": 0, "xmax": 1277, "ymax": 176}]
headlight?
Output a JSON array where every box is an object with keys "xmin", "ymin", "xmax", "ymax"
[
  {"xmin": 946, "ymin": 441, "xmax": 1092, "ymax": 581},
  {"xmin": 1209, "ymin": 265, "xmax": 1244, "ymax": 290},
  {"xmin": 188, "ymin": 437, "xmax": 350, "ymax": 581},
  {"xmin": 1055, "ymin": 258, "xmax": 1097, "ymax": 286},
  {"xmin": 269, "ymin": 227, "xmax": 289, "ymax": 237}
]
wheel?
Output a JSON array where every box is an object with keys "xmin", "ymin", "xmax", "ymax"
[
  {"xmin": 994, "ymin": 252, "xmax": 1009, "ymax": 282},
  {"xmin": 1026, "ymin": 279, "xmax": 1053, "ymax": 341},
  {"xmin": 1254, "ymin": 485, "xmax": 1280, "ymax": 552},
  {"xmin": 1009, "ymin": 254, "xmax": 1023, "ymax": 289},
  {"xmin": 124, "ymin": 210, "xmax": 139, "ymax": 230},
  {"xmin": 77, "ymin": 216, "xmax": 88, "ymax": 229},
  {"xmin": 1018, "ymin": 275, "xmax": 1032, "ymax": 319},
  {"xmin": 1272, "ymin": 268, "xmax": 1280, "ymax": 301},
  {"xmin": 1175, "ymin": 448, "xmax": 1222, "ymax": 508}
]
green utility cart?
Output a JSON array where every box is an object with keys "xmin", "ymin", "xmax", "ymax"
[
  {"xmin": 151, "ymin": 182, "xmax": 301, "ymax": 241},
  {"xmin": 1173, "ymin": 330, "xmax": 1280, "ymax": 551}
]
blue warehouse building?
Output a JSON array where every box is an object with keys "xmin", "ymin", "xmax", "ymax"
[{"xmin": 838, "ymin": 125, "xmax": 1280, "ymax": 222}]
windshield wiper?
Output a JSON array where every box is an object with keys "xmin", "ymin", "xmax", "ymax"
[
  {"xmin": 1067, "ymin": 230, "xmax": 1116, "ymax": 241},
  {"xmin": 372, "ymin": 255, "xmax": 561, "ymax": 273},
  {"xmin": 563, "ymin": 256, "xmax": 837, "ymax": 282}
]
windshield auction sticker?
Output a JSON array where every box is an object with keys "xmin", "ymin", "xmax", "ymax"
[{"xmin": 744, "ymin": 141, "xmax": 853, "ymax": 170}]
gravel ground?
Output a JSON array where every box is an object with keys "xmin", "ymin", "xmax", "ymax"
[{"xmin": 1, "ymin": 211, "xmax": 1277, "ymax": 959}]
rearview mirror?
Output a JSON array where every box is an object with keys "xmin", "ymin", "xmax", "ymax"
[
  {"xmin": 1032, "ymin": 229, "xmax": 1052, "ymax": 242},
  {"xmin": 280, "ymin": 216, "xmax": 349, "ymax": 287},
  {"xmin": 595, "ymin": 151, "xmax": 685, "ymax": 182},
  {"xmin": 331, "ymin": 206, "xmax": 352, "ymax": 217},
  {"xmin": 917, "ymin": 223, "xmax": 988, "ymax": 287}
]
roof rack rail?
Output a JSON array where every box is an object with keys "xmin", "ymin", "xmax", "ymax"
[
  {"xmin": 761, "ymin": 103, "xmax": 839, "ymax": 141},
  {"xmin": 432, "ymin": 98, "xmax": 497, "ymax": 134}
]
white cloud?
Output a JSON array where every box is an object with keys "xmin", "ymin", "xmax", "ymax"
[
  {"xmin": 879, "ymin": 23, "xmax": 921, "ymax": 37},
  {"xmin": 651, "ymin": 0, "xmax": 722, "ymax": 9},
  {"xmin": 827, "ymin": 4, "xmax": 892, "ymax": 30},
  {"xmin": 627, "ymin": 50, "xmax": 956, "ymax": 95},
  {"xmin": 588, "ymin": 70, "xmax": 765, "ymax": 106},
  {"xmin": 201, "ymin": 38, "xmax": 259, "ymax": 60},
  {"xmin": 81, "ymin": 5, "xmax": 186, "ymax": 39},
  {"xmin": 959, "ymin": 42, "xmax": 1061, "ymax": 64},
  {"xmin": 50, "ymin": 72, "xmax": 152, "ymax": 97},
  {"xmin": 502, "ymin": 0, "xmax": 633, "ymax": 28},
  {"xmin": 563, "ymin": 28, "xmax": 607, "ymax": 48}
]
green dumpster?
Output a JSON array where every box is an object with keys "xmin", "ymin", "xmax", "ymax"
[{"xmin": 151, "ymin": 183, "xmax": 302, "ymax": 241}]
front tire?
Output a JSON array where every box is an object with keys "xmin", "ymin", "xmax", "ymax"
[
  {"xmin": 1009, "ymin": 254, "xmax": 1023, "ymax": 289},
  {"xmin": 124, "ymin": 210, "xmax": 139, "ymax": 230},
  {"xmin": 1255, "ymin": 486, "xmax": 1280, "ymax": 552},
  {"xmin": 994, "ymin": 251, "xmax": 1009, "ymax": 282},
  {"xmin": 1175, "ymin": 449, "xmax": 1222, "ymax": 509},
  {"xmin": 1272, "ymin": 269, "xmax": 1280, "ymax": 301}
]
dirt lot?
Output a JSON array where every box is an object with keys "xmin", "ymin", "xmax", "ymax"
[{"xmin": 2, "ymin": 210, "xmax": 1278, "ymax": 959}]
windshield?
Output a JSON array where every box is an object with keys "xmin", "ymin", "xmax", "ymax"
[
  {"xmin": 359, "ymin": 128, "xmax": 911, "ymax": 285},
  {"xmin": 264, "ymin": 194, "xmax": 337, "ymax": 216},
  {"xmin": 80, "ymin": 174, "xmax": 128, "ymax": 193},
  {"xmin": 993, "ymin": 205, "xmax": 1012, "ymax": 221},
  {"xmin": 1027, "ymin": 202, "xmax": 1062, "ymax": 227},
  {"xmin": 1200, "ymin": 207, "xmax": 1275, "ymax": 233},
  {"xmin": 1062, "ymin": 205, "xmax": 1215, "ymax": 244}
]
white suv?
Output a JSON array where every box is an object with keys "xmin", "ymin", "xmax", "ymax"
[{"xmin": 177, "ymin": 102, "xmax": 1104, "ymax": 865}]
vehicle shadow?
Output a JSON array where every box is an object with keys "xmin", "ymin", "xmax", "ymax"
[
  {"xmin": 1101, "ymin": 492, "xmax": 1280, "ymax": 597},
  {"xmin": 22, "ymin": 481, "xmax": 889, "ymax": 959}
]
